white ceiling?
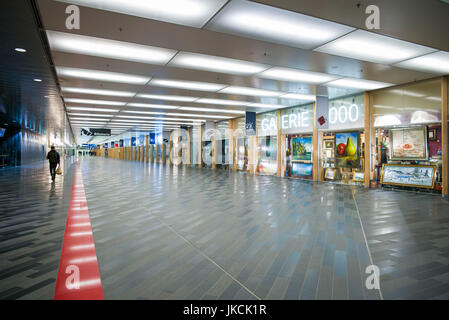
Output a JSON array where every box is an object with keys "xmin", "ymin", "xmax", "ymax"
[{"xmin": 35, "ymin": 0, "xmax": 448, "ymax": 145}]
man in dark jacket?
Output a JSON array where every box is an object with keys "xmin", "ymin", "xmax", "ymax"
[{"xmin": 46, "ymin": 146, "xmax": 60, "ymax": 181}]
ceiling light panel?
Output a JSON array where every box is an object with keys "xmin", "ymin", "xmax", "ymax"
[
  {"xmin": 394, "ymin": 51, "xmax": 449, "ymax": 74},
  {"xmin": 57, "ymin": 67, "xmax": 150, "ymax": 84},
  {"xmin": 47, "ymin": 31, "xmax": 176, "ymax": 64},
  {"xmin": 169, "ymin": 52, "xmax": 270, "ymax": 75},
  {"xmin": 55, "ymin": 0, "xmax": 227, "ymax": 28},
  {"xmin": 150, "ymin": 79, "xmax": 226, "ymax": 91},
  {"xmin": 195, "ymin": 98, "xmax": 249, "ymax": 106},
  {"xmin": 127, "ymin": 103, "xmax": 180, "ymax": 109},
  {"xmin": 258, "ymin": 67, "xmax": 340, "ymax": 84},
  {"xmin": 247, "ymin": 103, "xmax": 285, "ymax": 109},
  {"xmin": 70, "ymin": 117, "xmax": 111, "ymax": 121},
  {"xmin": 219, "ymin": 86, "xmax": 282, "ymax": 97},
  {"xmin": 315, "ymin": 29, "xmax": 436, "ymax": 64},
  {"xmin": 62, "ymin": 87, "xmax": 135, "ymax": 97},
  {"xmin": 166, "ymin": 113, "xmax": 231, "ymax": 119},
  {"xmin": 64, "ymin": 98, "xmax": 126, "ymax": 106},
  {"xmin": 206, "ymin": 0, "xmax": 354, "ymax": 50},
  {"xmin": 280, "ymin": 93, "xmax": 316, "ymax": 101},
  {"xmin": 325, "ymin": 78, "xmax": 393, "ymax": 90},
  {"xmin": 66, "ymin": 106, "xmax": 120, "ymax": 112},
  {"xmin": 68, "ymin": 113, "xmax": 114, "ymax": 117},
  {"xmin": 136, "ymin": 94, "xmax": 198, "ymax": 102},
  {"xmin": 178, "ymin": 107, "xmax": 245, "ymax": 114}
]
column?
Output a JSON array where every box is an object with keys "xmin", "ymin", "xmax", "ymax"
[
  {"xmin": 364, "ymin": 92, "xmax": 371, "ymax": 188},
  {"xmin": 276, "ymin": 110, "xmax": 282, "ymax": 177},
  {"xmin": 228, "ymin": 120, "xmax": 234, "ymax": 170},
  {"xmin": 186, "ymin": 127, "xmax": 191, "ymax": 166},
  {"xmin": 312, "ymin": 102, "xmax": 319, "ymax": 181},
  {"xmin": 162, "ymin": 144, "xmax": 166, "ymax": 164},
  {"xmin": 248, "ymin": 135, "xmax": 256, "ymax": 174},
  {"xmin": 442, "ymin": 76, "xmax": 448, "ymax": 198},
  {"xmin": 145, "ymin": 135, "xmax": 149, "ymax": 162},
  {"xmin": 198, "ymin": 125, "xmax": 202, "ymax": 168}
]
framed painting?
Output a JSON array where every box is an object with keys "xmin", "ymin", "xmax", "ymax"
[
  {"xmin": 292, "ymin": 163, "xmax": 313, "ymax": 176},
  {"xmin": 380, "ymin": 164, "xmax": 437, "ymax": 189},
  {"xmin": 353, "ymin": 171, "xmax": 365, "ymax": 182},
  {"xmin": 390, "ymin": 127, "xmax": 428, "ymax": 160},
  {"xmin": 335, "ymin": 132, "xmax": 360, "ymax": 168},
  {"xmin": 292, "ymin": 136, "xmax": 312, "ymax": 162},
  {"xmin": 428, "ymin": 128, "xmax": 437, "ymax": 141},
  {"xmin": 324, "ymin": 140, "xmax": 334, "ymax": 149},
  {"xmin": 325, "ymin": 168, "xmax": 337, "ymax": 180}
]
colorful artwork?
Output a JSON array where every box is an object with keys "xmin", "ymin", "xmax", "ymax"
[
  {"xmin": 292, "ymin": 136, "xmax": 312, "ymax": 162},
  {"xmin": 390, "ymin": 127, "xmax": 427, "ymax": 160},
  {"xmin": 292, "ymin": 163, "xmax": 313, "ymax": 176},
  {"xmin": 335, "ymin": 132, "xmax": 360, "ymax": 168},
  {"xmin": 325, "ymin": 140, "xmax": 334, "ymax": 149},
  {"xmin": 353, "ymin": 172, "xmax": 365, "ymax": 182},
  {"xmin": 325, "ymin": 168, "xmax": 337, "ymax": 180},
  {"xmin": 381, "ymin": 164, "xmax": 436, "ymax": 188}
]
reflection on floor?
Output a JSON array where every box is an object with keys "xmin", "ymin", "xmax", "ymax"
[{"xmin": 1, "ymin": 157, "xmax": 449, "ymax": 300}]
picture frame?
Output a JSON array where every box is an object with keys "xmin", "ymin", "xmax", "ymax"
[
  {"xmin": 324, "ymin": 140, "xmax": 334, "ymax": 149},
  {"xmin": 428, "ymin": 128, "xmax": 437, "ymax": 141},
  {"xmin": 324, "ymin": 168, "xmax": 337, "ymax": 180},
  {"xmin": 380, "ymin": 164, "xmax": 437, "ymax": 189},
  {"xmin": 353, "ymin": 171, "xmax": 365, "ymax": 182},
  {"xmin": 389, "ymin": 126, "xmax": 428, "ymax": 160}
]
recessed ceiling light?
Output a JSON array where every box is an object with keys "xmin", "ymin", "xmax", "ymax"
[
  {"xmin": 47, "ymin": 31, "xmax": 176, "ymax": 65},
  {"xmin": 64, "ymin": 98, "xmax": 126, "ymax": 106},
  {"xmin": 150, "ymin": 78, "xmax": 226, "ymax": 91},
  {"xmin": 280, "ymin": 93, "xmax": 316, "ymax": 101},
  {"xmin": 166, "ymin": 113, "xmax": 231, "ymax": 119},
  {"xmin": 207, "ymin": 0, "xmax": 354, "ymax": 50},
  {"xmin": 169, "ymin": 52, "xmax": 270, "ymax": 75},
  {"xmin": 178, "ymin": 107, "xmax": 245, "ymax": 114},
  {"xmin": 56, "ymin": 67, "xmax": 150, "ymax": 85},
  {"xmin": 219, "ymin": 86, "xmax": 282, "ymax": 97},
  {"xmin": 15, "ymin": 48, "xmax": 27, "ymax": 53},
  {"xmin": 61, "ymin": 87, "xmax": 135, "ymax": 97},
  {"xmin": 127, "ymin": 103, "xmax": 180, "ymax": 109},
  {"xmin": 33, "ymin": 78, "xmax": 42, "ymax": 82},
  {"xmin": 258, "ymin": 67, "xmax": 340, "ymax": 84},
  {"xmin": 195, "ymin": 98, "xmax": 249, "ymax": 106},
  {"xmin": 325, "ymin": 78, "xmax": 393, "ymax": 90},
  {"xmin": 136, "ymin": 94, "xmax": 198, "ymax": 102},
  {"xmin": 55, "ymin": 0, "xmax": 228, "ymax": 28},
  {"xmin": 66, "ymin": 106, "xmax": 120, "ymax": 112},
  {"xmin": 315, "ymin": 29, "xmax": 436, "ymax": 64},
  {"xmin": 394, "ymin": 51, "xmax": 449, "ymax": 74}
]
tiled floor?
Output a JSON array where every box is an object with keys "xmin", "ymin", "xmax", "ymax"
[{"xmin": 1, "ymin": 157, "xmax": 449, "ymax": 300}]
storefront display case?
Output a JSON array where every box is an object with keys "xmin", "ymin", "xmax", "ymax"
[{"xmin": 371, "ymin": 78, "xmax": 443, "ymax": 192}]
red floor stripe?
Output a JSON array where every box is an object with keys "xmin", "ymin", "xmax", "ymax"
[{"xmin": 54, "ymin": 164, "xmax": 104, "ymax": 300}]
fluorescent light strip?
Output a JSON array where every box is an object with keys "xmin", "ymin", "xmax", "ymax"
[
  {"xmin": 247, "ymin": 103, "xmax": 286, "ymax": 109},
  {"xmin": 62, "ymin": 87, "xmax": 135, "ymax": 97},
  {"xmin": 66, "ymin": 106, "xmax": 120, "ymax": 112},
  {"xmin": 315, "ymin": 29, "xmax": 436, "ymax": 64},
  {"xmin": 195, "ymin": 98, "xmax": 249, "ymax": 106},
  {"xmin": 70, "ymin": 117, "xmax": 111, "ymax": 121},
  {"xmin": 47, "ymin": 31, "xmax": 176, "ymax": 65},
  {"xmin": 207, "ymin": 0, "xmax": 354, "ymax": 50},
  {"xmin": 150, "ymin": 79, "xmax": 226, "ymax": 92},
  {"xmin": 127, "ymin": 103, "xmax": 179, "ymax": 109},
  {"xmin": 219, "ymin": 86, "xmax": 282, "ymax": 97},
  {"xmin": 166, "ymin": 113, "xmax": 231, "ymax": 119},
  {"xmin": 394, "ymin": 51, "xmax": 449, "ymax": 74},
  {"xmin": 178, "ymin": 107, "xmax": 245, "ymax": 114},
  {"xmin": 258, "ymin": 67, "xmax": 340, "ymax": 84},
  {"xmin": 55, "ymin": 0, "xmax": 228, "ymax": 28},
  {"xmin": 169, "ymin": 51, "xmax": 269, "ymax": 75},
  {"xmin": 64, "ymin": 98, "xmax": 126, "ymax": 106},
  {"xmin": 136, "ymin": 94, "xmax": 198, "ymax": 102},
  {"xmin": 324, "ymin": 78, "xmax": 393, "ymax": 90},
  {"xmin": 112, "ymin": 117, "xmax": 206, "ymax": 122},
  {"xmin": 280, "ymin": 93, "xmax": 316, "ymax": 101},
  {"xmin": 56, "ymin": 67, "xmax": 150, "ymax": 84},
  {"xmin": 68, "ymin": 113, "xmax": 114, "ymax": 117}
]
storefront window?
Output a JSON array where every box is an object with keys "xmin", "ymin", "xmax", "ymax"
[
  {"xmin": 371, "ymin": 79, "xmax": 443, "ymax": 192},
  {"xmin": 318, "ymin": 94, "xmax": 365, "ymax": 185},
  {"xmin": 256, "ymin": 111, "xmax": 277, "ymax": 175}
]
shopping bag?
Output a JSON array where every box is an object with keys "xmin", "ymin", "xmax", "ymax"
[{"xmin": 56, "ymin": 166, "xmax": 62, "ymax": 175}]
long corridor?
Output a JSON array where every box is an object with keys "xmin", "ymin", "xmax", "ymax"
[{"xmin": 2, "ymin": 157, "xmax": 449, "ymax": 300}]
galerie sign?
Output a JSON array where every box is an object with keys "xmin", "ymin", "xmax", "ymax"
[{"xmin": 280, "ymin": 104, "xmax": 314, "ymax": 134}]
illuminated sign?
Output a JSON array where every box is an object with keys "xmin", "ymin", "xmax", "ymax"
[{"xmin": 329, "ymin": 104, "xmax": 360, "ymax": 125}]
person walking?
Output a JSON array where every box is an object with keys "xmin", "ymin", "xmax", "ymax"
[{"xmin": 46, "ymin": 145, "xmax": 60, "ymax": 181}]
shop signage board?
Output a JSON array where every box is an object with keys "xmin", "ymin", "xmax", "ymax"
[
  {"xmin": 80, "ymin": 128, "xmax": 111, "ymax": 136},
  {"xmin": 119, "ymin": 140, "xmax": 124, "ymax": 147},
  {"xmin": 150, "ymin": 133, "xmax": 155, "ymax": 145},
  {"xmin": 131, "ymin": 137, "xmax": 136, "ymax": 146},
  {"xmin": 280, "ymin": 104, "xmax": 314, "ymax": 134},
  {"xmin": 390, "ymin": 126, "xmax": 428, "ymax": 160},
  {"xmin": 381, "ymin": 164, "xmax": 437, "ymax": 188},
  {"xmin": 318, "ymin": 94, "xmax": 364, "ymax": 131},
  {"xmin": 257, "ymin": 111, "xmax": 277, "ymax": 137},
  {"xmin": 246, "ymin": 112, "xmax": 256, "ymax": 136}
]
